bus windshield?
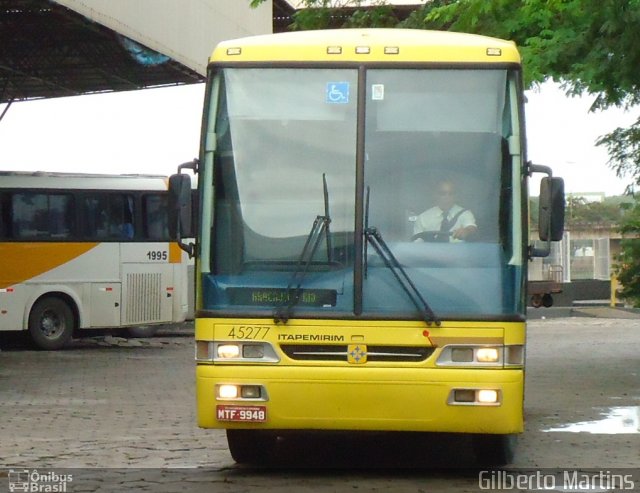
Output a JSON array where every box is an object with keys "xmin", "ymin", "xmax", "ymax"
[{"xmin": 203, "ymin": 67, "xmax": 524, "ymax": 320}]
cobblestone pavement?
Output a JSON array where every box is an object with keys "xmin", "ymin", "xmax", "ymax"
[{"xmin": 1, "ymin": 318, "xmax": 639, "ymax": 492}]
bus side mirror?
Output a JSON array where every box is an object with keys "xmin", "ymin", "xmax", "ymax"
[
  {"xmin": 538, "ymin": 176, "xmax": 565, "ymax": 242},
  {"xmin": 168, "ymin": 173, "xmax": 193, "ymax": 242}
]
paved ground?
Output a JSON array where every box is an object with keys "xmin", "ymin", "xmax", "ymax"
[{"xmin": 0, "ymin": 317, "xmax": 639, "ymax": 492}]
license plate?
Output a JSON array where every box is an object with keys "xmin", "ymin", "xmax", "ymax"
[{"xmin": 216, "ymin": 405, "xmax": 267, "ymax": 422}]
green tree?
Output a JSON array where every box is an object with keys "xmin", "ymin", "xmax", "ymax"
[
  {"xmin": 565, "ymin": 196, "xmax": 628, "ymax": 227},
  {"xmin": 616, "ymin": 199, "xmax": 640, "ymax": 306}
]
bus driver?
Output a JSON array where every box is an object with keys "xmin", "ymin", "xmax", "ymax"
[{"xmin": 412, "ymin": 179, "xmax": 477, "ymax": 242}]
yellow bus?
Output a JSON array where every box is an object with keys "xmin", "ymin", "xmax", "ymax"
[
  {"xmin": 0, "ymin": 171, "xmax": 192, "ymax": 350},
  {"xmin": 171, "ymin": 28, "xmax": 564, "ymax": 465}
]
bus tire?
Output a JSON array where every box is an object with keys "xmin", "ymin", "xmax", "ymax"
[
  {"xmin": 226, "ymin": 429, "xmax": 275, "ymax": 464},
  {"xmin": 124, "ymin": 326, "xmax": 159, "ymax": 338},
  {"xmin": 530, "ymin": 294, "xmax": 543, "ymax": 308},
  {"xmin": 472, "ymin": 433, "xmax": 516, "ymax": 467},
  {"xmin": 28, "ymin": 297, "xmax": 75, "ymax": 350}
]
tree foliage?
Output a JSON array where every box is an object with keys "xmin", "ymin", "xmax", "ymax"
[
  {"xmin": 616, "ymin": 200, "xmax": 640, "ymax": 306},
  {"xmin": 565, "ymin": 196, "xmax": 628, "ymax": 226}
]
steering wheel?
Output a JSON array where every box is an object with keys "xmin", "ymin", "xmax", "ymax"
[{"xmin": 410, "ymin": 231, "xmax": 451, "ymax": 242}]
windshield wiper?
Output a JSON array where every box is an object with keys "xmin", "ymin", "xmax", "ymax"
[
  {"xmin": 274, "ymin": 174, "xmax": 332, "ymax": 324},
  {"xmin": 364, "ymin": 226, "xmax": 441, "ymax": 327}
]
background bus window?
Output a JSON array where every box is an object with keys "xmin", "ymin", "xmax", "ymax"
[
  {"xmin": 143, "ymin": 194, "xmax": 169, "ymax": 240},
  {"xmin": 83, "ymin": 194, "xmax": 135, "ymax": 240},
  {"xmin": 12, "ymin": 193, "xmax": 75, "ymax": 239},
  {"xmin": 0, "ymin": 194, "xmax": 7, "ymax": 238}
]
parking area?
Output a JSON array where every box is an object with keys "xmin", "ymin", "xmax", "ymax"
[{"xmin": 1, "ymin": 318, "xmax": 639, "ymax": 491}]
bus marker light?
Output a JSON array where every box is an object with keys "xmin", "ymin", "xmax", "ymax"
[
  {"xmin": 327, "ymin": 46, "xmax": 342, "ymax": 55},
  {"xmin": 384, "ymin": 46, "xmax": 400, "ymax": 55},
  {"xmin": 217, "ymin": 344, "xmax": 241, "ymax": 359},
  {"xmin": 506, "ymin": 345, "xmax": 524, "ymax": 366},
  {"xmin": 226, "ymin": 47, "xmax": 242, "ymax": 56},
  {"xmin": 196, "ymin": 341, "xmax": 213, "ymax": 360},
  {"xmin": 355, "ymin": 46, "xmax": 371, "ymax": 54},
  {"xmin": 486, "ymin": 47, "xmax": 502, "ymax": 56}
]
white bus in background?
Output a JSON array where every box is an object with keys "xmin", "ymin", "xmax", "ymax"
[{"xmin": 0, "ymin": 172, "xmax": 193, "ymax": 349}]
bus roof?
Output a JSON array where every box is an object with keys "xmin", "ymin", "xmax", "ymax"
[
  {"xmin": 0, "ymin": 171, "xmax": 171, "ymax": 191},
  {"xmin": 211, "ymin": 28, "xmax": 520, "ymax": 65}
]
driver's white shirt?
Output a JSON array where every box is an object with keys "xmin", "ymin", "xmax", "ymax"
[{"xmin": 413, "ymin": 204, "xmax": 476, "ymax": 242}]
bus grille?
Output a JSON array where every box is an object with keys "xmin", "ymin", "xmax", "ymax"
[
  {"xmin": 280, "ymin": 344, "xmax": 434, "ymax": 362},
  {"xmin": 125, "ymin": 273, "xmax": 162, "ymax": 323}
]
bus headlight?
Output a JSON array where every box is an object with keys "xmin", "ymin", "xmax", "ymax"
[
  {"xmin": 218, "ymin": 384, "xmax": 239, "ymax": 399},
  {"xmin": 195, "ymin": 341, "xmax": 279, "ymax": 363},
  {"xmin": 216, "ymin": 384, "xmax": 267, "ymax": 401},
  {"xmin": 449, "ymin": 388, "xmax": 501, "ymax": 406},
  {"xmin": 437, "ymin": 345, "xmax": 504, "ymax": 367},
  {"xmin": 477, "ymin": 389, "xmax": 499, "ymax": 404},
  {"xmin": 217, "ymin": 344, "xmax": 241, "ymax": 359},
  {"xmin": 476, "ymin": 347, "xmax": 500, "ymax": 363}
]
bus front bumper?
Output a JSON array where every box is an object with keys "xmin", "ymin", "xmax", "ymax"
[{"xmin": 196, "ymin": 364, "xmax": 524, "ymax": 434}]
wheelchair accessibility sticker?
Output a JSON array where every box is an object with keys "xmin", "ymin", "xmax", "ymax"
[{"xmin": 326, "ymin": 82, "xmax": 350, "ymax": 104}]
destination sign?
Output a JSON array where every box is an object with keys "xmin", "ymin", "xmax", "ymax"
[{"xmin": 227, "ymin": 287, "xmax": 337, "ymax": 307}]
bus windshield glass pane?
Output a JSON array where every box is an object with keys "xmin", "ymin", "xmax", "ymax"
[
  {"xmin": 206, "ymin": 68, "xmax": 358, "ymax": 315},
  {"xmin": 363, "ymin": 69, "xmax": 522, "ymax": 318}
]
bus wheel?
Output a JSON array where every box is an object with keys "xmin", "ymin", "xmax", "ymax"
[
  {"xmin": 530, "ymin": 294, "xmax": 543, "ymax": 308},
  {"xmin": 472, "ymin": 433, "xmax": 516, "ymax": 467},
  {"xmin": 226, "ymin": 429, "xmax": 275, "ymax": 464},
  {"xmin": 28, "ymin": 297, "xmax": 75, "ymax": 350},
  {"xmin": 542, "ymin": 293, "xmax": 554, "ymax": 307}
]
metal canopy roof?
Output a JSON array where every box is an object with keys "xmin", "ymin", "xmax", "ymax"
[
  {"xmin": 0, "ymin": 0, "xmax": 205, "ymax": 104},
  {"xmin": 0, "ymin": 0, "xmax": 419, "ymax": 106}
]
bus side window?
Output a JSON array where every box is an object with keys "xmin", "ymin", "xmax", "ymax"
[
  {"xmin": 107, "ymin": 194, "xmax": 135, "ymax": 240},
  {"xmin": 83, "ymin": 194, "xmax": 134, "ymax": 240},
  {"xmin": 143, "ymin": 194, "xmax": 169, "ymax": 241},
  {"xmin": 12, "ymin": 193, "xmax": 74, "ymax": 239},
  {"xmin": 49, "ymin": 194, "xmax": 75, "ymax": 238},
  {"xmin": 0, "ymin": 193, "xmax": 7, "ymax": 239},
  {"xmin": 83, "ymin": 195, "xmax": 109, "ymax": 239}
]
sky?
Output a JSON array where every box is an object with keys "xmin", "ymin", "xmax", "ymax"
[{"xmin": 0, "ymin": 80, "xmax": 638, "ymax": 197}]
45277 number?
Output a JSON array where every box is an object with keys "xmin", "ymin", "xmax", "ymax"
[{"xmin": 227, "ymin": 326, "xmax": 270, "ymax": 340}]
